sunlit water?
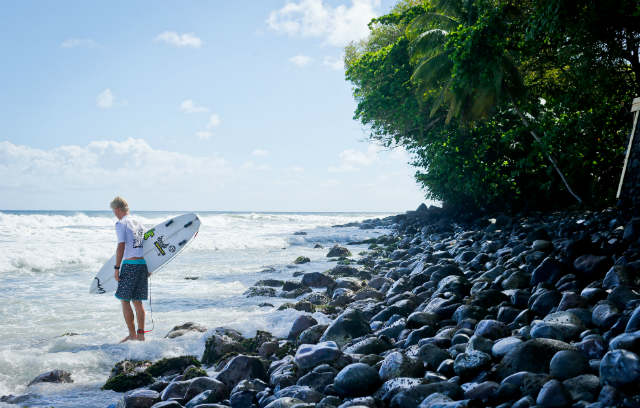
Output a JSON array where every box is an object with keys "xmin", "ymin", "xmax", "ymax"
[{"xmin": 0, "ymin": 210, "xmax": 395, "ymax": 407}]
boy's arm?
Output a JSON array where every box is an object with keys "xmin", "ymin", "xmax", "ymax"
[{"xmin": 114, "ymin": 243, "xmax": 125, "ymax": 281}]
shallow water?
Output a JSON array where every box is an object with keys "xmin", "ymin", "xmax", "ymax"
[{"xmin": 0, "ymin": 210, "xmax": 394, "ymax": 407}]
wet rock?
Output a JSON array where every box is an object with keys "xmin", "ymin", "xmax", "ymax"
[
  {"xmin": 334, "ymin": 363, "xmax": 381, "ymax": 397},
  {"xmin": 406, "ymin": 312, "xmax": 439, "ymax": 329},
  {"xmin": 28, "ymin": 369, "xmax": 72, "ymax": 386},
  {"xmin": 608, "ymin": 331, "xmax": 640, "ymax": 353},
  {"xmin": 275, "ymin": 385, "xmax": 323, "ymax": 403},
  {"xmin": 536, "ymin": 379, "xmax": 570, "ymax": 408},
  {"xmin": 562, "ymin": 374, "xmax": 600, "ymax": 402},
  {"xmin": 269, "ymin": 356, "xmax": 298, "ymax": 390},
  {"xmin": 319, "ymin": 308, "xmax": 371, "ymax": 347},
  {"xmin": 491, "ymin": 337, "xmax": 522, "ymax": 358},
  {"xmin": 531, "ymin": 257, "xmax": 564, "ymax": 286},
  {"xmin": 216, "ymin": 355, "xmax": 267, "ymax": 390},
  {"xmin": 296, "ymin": 366, "xmax": 335, "ymax": 392},
  {"xmin": 549, "ymin": 350, "xmax": 589, "ymax": 380},
  {"xmin": 390, "ymin": 381, "xmax": 462, "ymax": 407},
  {"xmin": 245, "ymin": 286, "xmax": 277, "ymax": 297},
  {"xmin": 591, "ymin": 302, "xmax": 621, "ymax": 329},
  {"xmin": 599, "ymin": 350, "xmax": 640, "ymax": 387},
  {"xmin": 294, "ymin": 256, "xmax": 311, "ymax": 264},
  {"xmin": 379, "ymin": 351, "xmax": 423, "ymax": 381},
  {"xmin": 474, "ymin": 320, "xmax": 510, "ymax": 340},
  {"xmin": 463, "ymin": 381, "xmax": 499, "ymax": 403},
  {"xmin": 497, "ymin": 338, "xmax": 575, "ymax": 379},
  {"xmin": 327, "ymin": 245, "xmax": 351, "ymax": 258},
  {"xmin": 124, "ymin": 389, "xmax": 160, "ymax": 408},
  {"xmin": 301, "ymin": 272, "xmax": 335, "ymax": 288},
  {"xmin": 295, "ymin": 341, "xmax": 342, "ymax": 370},
  {"xmin": 201, "ymin": 334, "xmax": 244, "ymax": 366},
  {"xmin": 343, "ymin": 336, "xmax": 394, "ymax": 355},
  {"xmin": 184, "ymin": 377, "xmax": 227, "ymax": 402},
  {"xmin": 417, "ymin": 343, "xmax": 450, "ymax": 370},
  {"xmin": 165, "ymin": 322, "xmax": 207, "ymax": 339},
  {"xmin": 573, "ymin": 255, "xmax": 611, "ymax": 280},
  {"xmin": 453, "ymin": 350, "xmax": 491, "ymax": 379},
  {"xmin": 288, "ymin": 315, "xmax": 318, "ymax": 341},
  {"xmin": 575, "ymin": 334, "xmax": 606, "ymax": 359},
  {"xmin": 159, "ymin": 380, "xmax": 190, "ymax": 401},
  {"xmin": 466, "ymin": 335, "xmax": 494, "ymax": 355},
  {"xmin": 103, "ymin": 360, "xmax": 154, "ymax": 392},
  {"xmin": 626, "ymin": 305, "xmax": 640, "ymax": 332},
  {"xmin": 298, "ymin": 324, "xmax": 328, "ymax": 345}
]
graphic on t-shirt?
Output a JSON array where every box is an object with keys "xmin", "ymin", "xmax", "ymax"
[{"xmin": 133, "ymin": 227, "xmax": 144, "ymax": 248}]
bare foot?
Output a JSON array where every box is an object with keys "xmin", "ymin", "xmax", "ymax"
[
  {"xmin": 136, "ymin": 332, "xmax": 145, "ymax": 341},
  {"xmin": 119, "ymin": 335, "xmax": 136, "ymax": 343}
]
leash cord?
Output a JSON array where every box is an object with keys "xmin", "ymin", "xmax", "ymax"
[{"xmin": 144, "ymin": 277, "xmax": 154, "ymax": 333}]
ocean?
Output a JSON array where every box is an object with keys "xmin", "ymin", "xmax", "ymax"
[{"xmin": 0, "ymin": 210, "xmax": 395, "ymax": 407}]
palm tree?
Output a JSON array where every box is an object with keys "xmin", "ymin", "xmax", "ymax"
[{"xmin": 407, "ymin": 0, "xmax": 583, "ymax": 204}]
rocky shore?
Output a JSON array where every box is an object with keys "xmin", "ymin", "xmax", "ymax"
[{"xmin": 13, "ymin": 203, "xmax": 640, "ymax": 408}]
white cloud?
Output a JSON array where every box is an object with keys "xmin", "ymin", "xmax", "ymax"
[
  {"xmin": 267, "ymin": 0, "xmax": 381, "ymax": 46},
  {"xmin": 180, "ymin": 99, "xmax": 209, "ymax": 113},
  {"xmin": 207, "ymin": 114, "xmax": 221, "ymax": 129},
  {"xmin": 328, "ymin": 144, "xmax": 381, "ymax": 172},
  {"xmin": 251, "ymin": 149, "xmax": 269, "ymax": 157},
  {"xmin": 323, "ymin": 56, "xmax": 343, "ymax": 70},
  {"xmin": 96, "ymin": 89, "xmax": 114, "ymax": 109},
  {"xmin": 289, "ymin": 54, "xmax": 313, "ymax": 67},
  {"xmin": 0, "ymin": 139, "xmax": 230, "ymax": 193},
  {"xmin": 241, "ymin": 160, "xmax": 271, "ymax": 171},
  {"xmin": 61, "ymin": 38, "xmax": 97, "ymax": 48},
  {"xmin": 155, "ymin": 31, "xmax": 203, "ymax": 48},
  {"xmin": 196, "ymin": 131, "xmax": 212, "ymax": 140}
]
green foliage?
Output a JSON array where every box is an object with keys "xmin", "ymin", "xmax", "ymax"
[
  {"xmin": 145, "ymin": 355, "xmax": 201, "ymax": 377},
  {"xmin": 344, "ymin": 0, "xmax": 639, "ymax": 212}
]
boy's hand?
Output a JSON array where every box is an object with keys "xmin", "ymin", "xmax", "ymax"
[{"xmin": 115, "ymin": 270, "xmax": 120, "ymax": 281}]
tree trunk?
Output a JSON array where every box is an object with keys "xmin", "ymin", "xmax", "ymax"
[{"xmin": 515, "ymin": 109, "xmax": 584, "ymax": 205}]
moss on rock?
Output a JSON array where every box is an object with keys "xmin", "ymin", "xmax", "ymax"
[{"xmin": 146, "ymin": 355, "xmax": 200, "ymax": 377}]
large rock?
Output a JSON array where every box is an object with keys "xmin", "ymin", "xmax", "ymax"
[
  {"xmin": 562, "ymin": 374, "xmax": 600, "ymax": 402},
  {"xmin": 288, "ymin": 315, "xmax": 318, "ymax": 341},
  {"xmin": 536, "ymin": 379, "xmax": 570, "ymax": 408},
  {"xmin": 474, "ymin": 319, "xmax": 510, "ymax": 340},
  {"xmin": 497, "ymin": 338, "xmax": 575, "ymax": 379},
  {"xmin": 549, "ymin": 350, "xmax": 589, "ymax": 380},
  {"xmin": 298, "ymin": 324, "xmax": 328, "ymax": 345},
  {"xmin": 334, "ymin": 363, "xmax": 381, "ymax": 397},
  {"xmin": 184, "ymin": 377, "xmax": 227, "ymax": 402},
  {"xmin": 201, "ymin": 333, "xmax": 244, "ymax": 365},
  {"xmin": 164, "ymin": 322, "xmax": 207, "ymax": 339},
  {"xmin": 274, "ymin": 385, "xmax": 323, "ymax": 403},
  {"xmin": 124, "ymin": 389, "xmax": 160, "ymax": 408},
  {"xmin": 301, "ymin": 272, "xmax": 335, "ymax": 288},
  {"xmin": 531, "ymin": 257, "xmax": 564, "ymax": 285},
  {"xmin": 599, "ymin": 350, "xmax": 640, "ymax": 387},
  {"xmin": 229, "ymin": 378, "xmax": 268, "ymax": 408},
  {"xmin": 319, "ymin": 308, "xmax": 370, "ymax": 347},
  {"xmin": 295, "ymin": 341, "xmax": 342, "ymax": 370},
  {"xmin": 28, "ymin": 369, "xmax": 72, "ymax": 386},
  {"xmin": 453, "ymin": 351, "xmax": 492, "ymax": 379},
  {"xmin": 215, "ymin": 355, "xmax": 267, "ymax": 390},
  {"xmin": 327, "ymin": 245, "xmax": 351, "ymax": 258},
  {"xmin": 573, "ymin": 254, "xmax": 611, "ymax": 280},
  {"xmin": 378, "ymin": 352, "xmax": 422, "ymax": 381}
]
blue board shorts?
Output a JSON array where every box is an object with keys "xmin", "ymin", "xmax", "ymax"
[{"xmin": 115, "ymin": 259, "xmax": 148, "ymax": 301}]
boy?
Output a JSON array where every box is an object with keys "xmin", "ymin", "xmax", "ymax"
[{"xmin": 110, "ymin": 196, "xmax": 148, "ymax": 342}]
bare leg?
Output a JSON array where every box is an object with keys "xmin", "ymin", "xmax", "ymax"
[
  {"xmin": 120, "ymin": 300, "xmax": 136, "ymax": 343},
  {"xmin": 133, "ymin": 301, "xmax": 145, "ymax": 341}
]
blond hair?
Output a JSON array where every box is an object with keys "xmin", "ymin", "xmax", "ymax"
[{"xmin": 110, "ymin": 196, "xmax": 129, "ymax": 212}]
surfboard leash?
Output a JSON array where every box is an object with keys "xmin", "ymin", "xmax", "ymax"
[{"xmin": 144, "ymin": 280, "xmax": 155, "ymax": 334}]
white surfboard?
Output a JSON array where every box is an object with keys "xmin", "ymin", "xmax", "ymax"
[{"xmin": 90, "ymin": 213, "xmax": 201, "ymax": 294}]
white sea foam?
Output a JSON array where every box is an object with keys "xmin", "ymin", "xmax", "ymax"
[{"xmin": 0, "ymin": 210, "xmax": 394, "ymax": 407}]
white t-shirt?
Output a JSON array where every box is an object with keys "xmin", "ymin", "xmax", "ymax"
[{"xmin": 115, "ymin": 215, "xmax": 145, "ymax": 259}]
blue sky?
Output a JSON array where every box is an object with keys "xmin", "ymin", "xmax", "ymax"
[{"xmin": 0, "ymin": 0, "xmax": 433, "ymax": 211}]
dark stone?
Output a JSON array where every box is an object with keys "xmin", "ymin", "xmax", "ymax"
[
  {"xmin": 124, "ymin": 389, "xmax": 160, "ymax": 408},
  {"xmin": 343, "ymin": 336, "xmax": 394, "ymax": 355},
  {"xmin": 531, "ymin": 257, "xmax": 564, "ymax": 286},
  {"xmin": 591, "ymin": 302, "xmax": 621, "ymax": 329},
  {"xmin": 536, "ymin": 379, "xmax": 570, "ymax": 408},
  {"xmin": 609, "ymin": 331, "xmax": 640, "ymax": 353},
  {"xmin": 288, "ymin": 315, "xmax": 318, "ymax": 341},
  {"xmin": 334, "ymin": 363, "xmax": 381, "ymax": 397},
  {"xmin": 28, "ymin": 369, "xmax": 72, "ymax": 386},
  {"xmin": 549, "ymin": 350, "xmax": 589, "ymax": 380},
  {"xmin": 379, "ymin": 351, "xmax": 423, "ymax": 381},
  {"xmin": 184, "ymin": 377, "xmax": 227, "ymax": 402},
  {"xmin": 295, "ymin": 341, "xmax": 342, "ymax": 370},
  {"xmin": 389, "ymin": 381, "xmax": 462, "ymax": 407},
  {"xmin": 407, "ymin": 311, "xmax": 439, "ymax": 329},
  {"xmin": 274, "ymin": 385, "xmax": 323, "ymax": 403},
  {"xmin": 327, "ymin": 245, "xmax": 351, "ymax": 258},
  {"xmin": 497, "ymin": 338, "xmax": 575, "ymax": 379},
  {"xmin": 298, "ymin": 324, "xmax": 328, "ymax": 345},
  {"xmin": 491, "ymin": 337, "xmax": 522, "ymax": 358},
  {"xmin": 530, "ymin": 290, "xmax": 561, "ymax": 317},
  {"xmin": 463, "ymin": 381, "xmax": 499, "ymax": 403},
  {"xmin": 165, "ymin": 322, "xmax": 207, "ymax": 339},
  {"xmin": 296, "ymin": 369, "xmax": 335, "ymax": 392},
  {"xmin": 453, "ymin": 351, "xmax": 491, "ymax": 379},
  {"xmin": 417, "ymin": 343, "xmax": 450, "ymax": 370},
  {"xmin": 301, "ymin": 272, "xmax": 335, "ymax": 288},
  {"xmin": 474, "ymin": 320, "xmax": 510, "ymax": 340},
  {"xmin": 626, "ymin": 306, "xmax": 640, "ymax": 332},
  {"xmin": 575, "ymin": 334, "xmax": 606, "ymax": 359},
  {"xmin": 244, "ymin": 286, "xmax": 277, "ymax": 297},
  {"xmin": 599, "ymin": 350, "xmax": 640, "ymax": 387},
  {"xmin": 319, "ymin": 308, "xmax": 371, "ymax": 347},
  {"xmin": 216, "ymin": 355, "xmax": 267, "ymax": 390},
  {"xmin": 562, "ymin": 374, "xmax": 600, "ymax": 403},
  {"xmin": 159, "ymin": 380, "xmax": 190, "ymax": 401},
  {"xmin": 573, "ymin": 255, "xmax": 611, "ymax": 280}
]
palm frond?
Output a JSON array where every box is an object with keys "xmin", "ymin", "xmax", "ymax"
[
  {"xmin": 411, "ymin": 53, "xmax": 453, "ymax": 87},
  {"xmin": 406, "ymin": 12, "xmax": 459, "ymax": 36},
  {"xmin": 411, "ymin": 29, "xmax": 448, "ymax": 58}
]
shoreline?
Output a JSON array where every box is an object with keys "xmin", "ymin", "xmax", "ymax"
[{"xmin": 6, "ymin": 204, "xmax": 640, "ymax": 408}]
